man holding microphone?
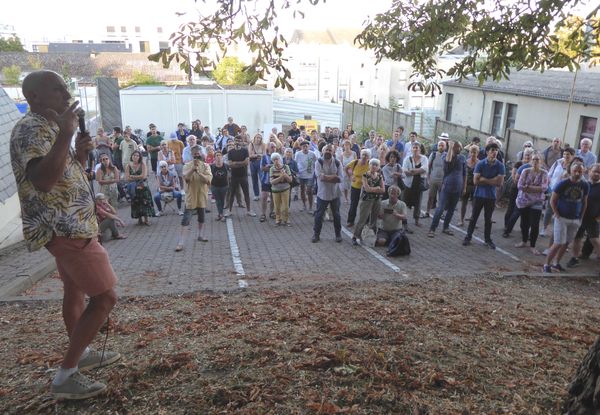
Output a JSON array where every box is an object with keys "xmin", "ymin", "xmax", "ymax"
[{"xmin": 10, "ymin": 70, "xmax": 120, "ymax": 400}]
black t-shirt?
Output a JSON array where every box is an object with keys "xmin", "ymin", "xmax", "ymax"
[
  {"xmin": 585, "ymin": 182, "xmax": 600, "ymax": 221},
  {"xmin": 228, "ymin": 147, "xmax": 249, "ymax": 178},
  {"xmin": 210, "ymin": 163, "xmax": 229, "ymax": 187},
  {"xmin": 288, "ymin": 128, "xmax": 301, "ymax": 141}
]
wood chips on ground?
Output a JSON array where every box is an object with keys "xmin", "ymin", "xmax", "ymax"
[{"xmin": 1, "ymin": 275, "xmax": 599, "ymax": 414}]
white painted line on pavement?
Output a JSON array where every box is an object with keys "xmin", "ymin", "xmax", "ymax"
[
  {"xmin": 341, "ymin": 227, "xmax": 407, "ymax": 277},
  {"xmin": 226, "ymin": 218, "xmax": 246, "ymax": 279},
  {"xmin": 422, "ymin": 210, "xmax": 520, "ymax": 262},
  {"xmin": 447, "ymin": 222, "xmax": 520, "ymax": 262}
]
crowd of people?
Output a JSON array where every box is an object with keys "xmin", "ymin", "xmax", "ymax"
[
  {"xmin": 88, "ymin": 118, "xmax": 599, "ymax": 271},
  {"xmin": 7, "ymin": 69, "xmax": 600, "ymax": 401}
]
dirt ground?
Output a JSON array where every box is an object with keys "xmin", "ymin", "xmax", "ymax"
[{"xmin": 1, "ymin": 275, "xmax": 599, "ymax": 414}]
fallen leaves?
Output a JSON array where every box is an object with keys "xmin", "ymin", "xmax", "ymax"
[{"xmin": 1, "ymin": 276, "xmax": 598, "ymax": 414}]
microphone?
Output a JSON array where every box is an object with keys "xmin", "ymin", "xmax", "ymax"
[{"xmin": 77, "ymin": 109, "xmax": 86, "ymax": 134}]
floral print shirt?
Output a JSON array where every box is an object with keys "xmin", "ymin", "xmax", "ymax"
[{"xmin": 10, "ymin": 113, "xmax": 98, "ymax": 251}]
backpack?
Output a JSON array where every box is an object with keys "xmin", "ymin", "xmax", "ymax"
[{"xmin": 386, "ymin": 230, "xmax": 411, "ymax": 257}]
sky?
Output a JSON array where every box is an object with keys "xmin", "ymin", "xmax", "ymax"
[{"xmin": 2, "ymin": 0, "xmax": 393, "ymax": 42}]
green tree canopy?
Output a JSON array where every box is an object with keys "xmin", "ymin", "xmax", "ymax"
[
  {"xmin": 212, "ymin": 56, "xmax": 254, "ymax": 85},
  {"xmin": 150, "ymin": 0, "xmax": 599, "ymax": 94},
  {"xmin": 0, "ymin": 35, "xmax": 25, "ymax": 52}
]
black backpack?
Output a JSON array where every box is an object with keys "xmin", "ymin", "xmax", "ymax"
[{"xmin": 386, "ymin": 230, "xmax": 411, "ymax": 257}]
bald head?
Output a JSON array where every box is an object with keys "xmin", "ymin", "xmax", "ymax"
[
  {"xmin": 21, "ymin": 70, "xmax": 71, "ymax": 114},
  {"xmin": 22, "ymin": 71, "xmax": 60, "ymax": 101}
]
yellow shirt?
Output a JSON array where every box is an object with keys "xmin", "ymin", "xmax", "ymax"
[
  {"xmin": 182, "ymin": 160, "xmax": 212, "ymax": 209},
  {"xmin": 10, "ymin": 113, "xmax": 98, "ymax": 251},
  {"xmin": 349, "ymin": 159, "xmax": 370, "ymax": 189}
]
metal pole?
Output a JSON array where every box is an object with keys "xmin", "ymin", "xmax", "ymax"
[{"xmin": 562, "ymin": 69, "xmax": 578, "ymax": 143}]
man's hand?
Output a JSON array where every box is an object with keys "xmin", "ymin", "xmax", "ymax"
[
  {"xmin": 41, "ymin": 101, "xmax": 79, "ymax": 140},
  {"xmin": 74, "ymin": 132, "xmax": 93, "ymax": 166}
]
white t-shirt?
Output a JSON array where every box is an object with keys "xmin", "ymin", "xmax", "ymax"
[{"xmin": 294, "ymin": 150, "xmax": 317, "ymax": 179}]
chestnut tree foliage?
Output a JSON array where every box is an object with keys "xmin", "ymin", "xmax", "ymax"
[{"xmin": 149, "ymin": 0, "xmax": 599, "ymax": 94}]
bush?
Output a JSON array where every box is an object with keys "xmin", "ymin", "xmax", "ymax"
[
  {"xmin": 122, "ymin": 71, "xmax": 162, "ymax": 87},
  {"xmin": 2, "ymin": 65, "xmax": 21, "ymax": 86}
]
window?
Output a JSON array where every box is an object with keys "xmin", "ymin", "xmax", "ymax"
[
  {"xmin": 445, "ymin": 93, "xmax": 454, "ymax": 122},
  {"xmin": 373, "ymin": 95, "xmax": 378, "ymax": 105},
  {"xmin": 135, "ymin": 26, "xmax": 140, "ymax": 33},
  {"xmin": 375, "ymin": 68, "xmax": 378, "ymax": 79},
  {"xmin": 338, "ymin": 89, "xmax": 347, "ymax": 100},
  {"xmin": 72, "ymin": 40, "xmax": 83, "ymax": 43},
  {"xmin": 491, "ymin": 101, "xmax": 504, "ymax": 137},
  {"xmin": 579, "ymin": 116, "xmax": 597, "ymax": 146},
  {"xmin": 360, "ymin": 63, "xmax": 364, "ymax": 68},
  {"xmin": 359, "ymin": 80, "xmax": 364, "ymax": 87},
  {"xmin": 397, "ymin": 98, "xmax": 405, "ymax": 108},
  {"xmin": 505, "ymin": 104, "xmax": 518, "ymax": 133},
  {"xmin": 159, "ymin": 41, "xmax": 170, "ymax": 51},
  {"xmin": 106, "ymin": 26, "xmax": 115, "ymax": 33},
  {"xmin": 157, "ymin": 27, "xmax": 163, "ymax": 33},
  {"xmin": 359, "ymin": 98, "xmax": 363, "ymax": 104},
  {"xmin": 323, "ymin": 90, "xmax": 329, "ymax": 97},
  {"xmin": 121, "ymin": 26, "xmax": 127, "ymax": 33}
]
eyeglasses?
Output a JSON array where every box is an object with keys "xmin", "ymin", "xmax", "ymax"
[{"xmin": 101, "ymin": 158, "xmax": 109, "ymax": 161}]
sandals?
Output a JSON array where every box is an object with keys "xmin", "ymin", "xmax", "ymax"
[
  {"xmin": 259, "ymin": 215, "xmax": 266, "ymax": 222},
  {"xmin": 442, "ymin": 229, "xmax": 454, "ymax": 236}
]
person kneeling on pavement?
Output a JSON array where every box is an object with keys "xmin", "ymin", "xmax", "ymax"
[
  {"xmin": 154, "ymin": 160, "xmax": 184, "ymax": 216},
  {"xmin": 95, "ymin": 193, "xmax": 127, "ymax": 242},
  {"xmin": 375, "ymin": 185, "xmax": 407, "ymax": 246}
]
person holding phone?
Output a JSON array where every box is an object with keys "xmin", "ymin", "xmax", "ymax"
[{"xmin": 375, "ymin": 185, "xmax": 407, "ymax": 246}]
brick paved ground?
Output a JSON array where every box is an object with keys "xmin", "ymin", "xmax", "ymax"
[{"xmin": 8, "ymin": 179, "xmax": 597, "ymax": 302}]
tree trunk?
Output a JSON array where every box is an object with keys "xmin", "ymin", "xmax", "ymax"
[{"xmin": 564, "ymin": 335, "xmax": 600, "ymax": 414}]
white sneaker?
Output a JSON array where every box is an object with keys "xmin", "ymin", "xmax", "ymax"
[
  {"xmin": 155, "ymin": 211, "xmax": 161, "ymax": 217},
  {"xmin": 178, "ymin": 210, "xmax": 184, "ymax": 216},
  {"xmin": 540, "ymin": 229, "xmax": 546, "ymax": 237},
  {"xmin": 253, "ymin": 196, "xmax": 259, "ymax": 201},
  {"xmin": 223, "ymin": 210, "xmax": 232, "ymax": 217},
  {"xmin": 51, "ymin": 371, "xmax": 107, "ymax": 400},
  {"xmin": 247, "ymin": 211, "xmax": 257, "ymax": 217}
]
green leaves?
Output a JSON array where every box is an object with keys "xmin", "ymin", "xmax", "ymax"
[
  {"xmin": 148, "ymin": 0, "xmax": 329, "ymax": 90},
  {"xmin": 151, "ymin": 0, "xmax": 599, "ymax": 93},
  {"xmin": 0, "ymin": 35, "xmax": 24, "ymax": 52},
  {"xmin": 358, "ymin": 0, "xmax": 599, "ymax": 90}
]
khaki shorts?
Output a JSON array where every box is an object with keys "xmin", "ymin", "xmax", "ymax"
[{"xmin": 46, "ymin": 236, "xmax": 118, "ymax": 297}]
